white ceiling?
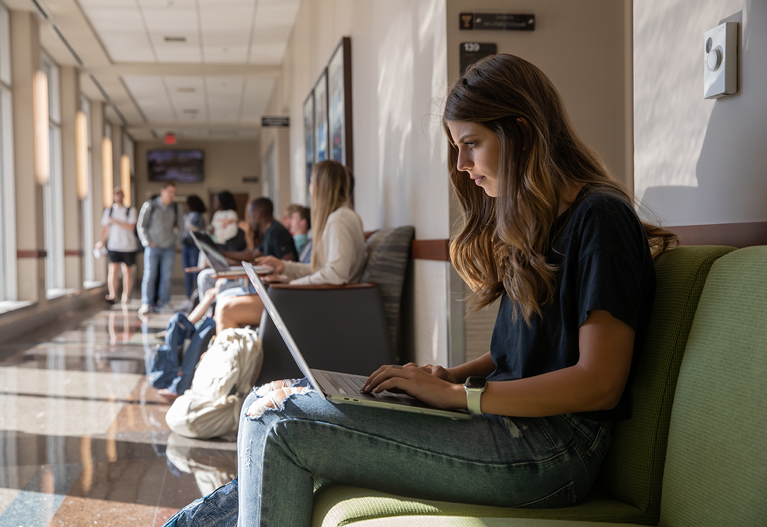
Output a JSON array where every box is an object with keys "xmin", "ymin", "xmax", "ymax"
[{"xmin": 14, "ymin": 0, "xmax": 301, "ymax": 141}]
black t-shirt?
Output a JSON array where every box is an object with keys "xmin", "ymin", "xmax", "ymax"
[
  {"xmin": 488, "ymin": 187, "xmax": 656, "ymax": 421},
  {"xmin": 259, "ymin": 221, "xmax": 297, "ymax": 259}
]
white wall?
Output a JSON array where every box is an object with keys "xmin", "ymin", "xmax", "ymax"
[
  {"xmin": 634, "ymin": 0, "xmax": 767, "ymax": 226},
  {"xmin": 265, "ymin": 0, "xmax": 451, "ymax": 365}
]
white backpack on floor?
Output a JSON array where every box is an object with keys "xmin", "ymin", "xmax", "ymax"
[{"xmin": 166, "ymin": 327, "xmax": 264, "ymax": 439}]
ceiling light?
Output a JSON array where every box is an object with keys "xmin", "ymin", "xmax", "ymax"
[
  {"xmin": 102, "ymin": 138, "xmax": 113, "ymax": 207},
  {"xmin": 164, "ymin": 36, "xmax": 186, "ymax": 43},
  {"xmin": 76, "ymin": 111, "xmax": 88, "ymax": 199},
  {"xmin": 33, "ymin": 71, "xmax": 49, "ymax": 186}
]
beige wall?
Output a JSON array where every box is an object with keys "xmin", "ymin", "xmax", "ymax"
[
  {"xmin": 263, "ymin": 0, "xmax": 451, "ymax": 366},
  {"xmin": 134, "ymin": 140, "xmax": 262, "ymax": 212},
  {"xmin": 447, "ymin": 0, "xmax": 633, "ymax": 187},
  {"xmin": 634, "ymin": 0, "xmax": 767, "ymax": 226}
]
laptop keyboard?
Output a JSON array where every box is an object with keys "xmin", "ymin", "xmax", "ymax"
[{"xmin": 325, "ymin": 372, "xmax": 394, "ymax": 399}]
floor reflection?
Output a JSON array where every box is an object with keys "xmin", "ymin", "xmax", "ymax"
[{"xmin": 0, "ymin": 292, "xmax": 237, "ymax": 525}]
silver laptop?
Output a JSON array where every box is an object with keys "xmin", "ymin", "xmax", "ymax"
[
  {"xmin": 242, "ymin": 261, "xmax": 471, "ymax": 420},
  {"xmin": 190, "ymin": 231, "xmax": 272, "ymax": 277}
]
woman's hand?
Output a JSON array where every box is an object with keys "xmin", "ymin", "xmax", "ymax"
[
  {"xmin": 256, "ymin": 255, "xmax": 285, "ymax": 275},
  {"xmin": 361, "ymin": 364, "xmax": 466, "ymax": 410}
]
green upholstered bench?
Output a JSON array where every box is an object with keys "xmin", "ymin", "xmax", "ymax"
[
  {"xmin": 310, "ymin": 245, "xmax": 737, "ymax": 527},
  {"xmin": 345, "ymin": 246, "xmax": 767, "ymax": 527}
]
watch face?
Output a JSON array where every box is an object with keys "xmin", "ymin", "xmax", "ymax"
[{"xmin": 465, "ymin": 376, "xmax": 487, "ymax": 390}]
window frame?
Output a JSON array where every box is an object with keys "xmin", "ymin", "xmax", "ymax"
[
  {"xmin": 0, "ymin": 1, "xmax": 16, "ymax": 301},
  {"xmin": 81, "ymin": 96, "xmax": 95, "ymax": 285},
  {"xmin": 42, "ymin": 53, "xmax": 65, "ymax": 297}
]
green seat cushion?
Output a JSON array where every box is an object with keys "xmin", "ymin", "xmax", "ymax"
[
  {"xmin": 313, "ymin": 486, "xmax": 641, "ymax": 527},
  {"xmin": 659, "ymin": 246, "xmax": 767, "ymax": 527},
  {"xmin": 349, "ymin": 517, "xmax": 636, "ymax": 527},
  {"xmin": 312, "ymin": 246, "xmax": 735, "ymax": 527}
]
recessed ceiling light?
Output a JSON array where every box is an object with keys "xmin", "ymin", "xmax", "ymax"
[
  {"xmin": 164, "ymin": 36, "xmax": 186, "ymax": 43},
  {"xmin": 177, "ymin": 87, "xmax": 196, "ymax": 93}
]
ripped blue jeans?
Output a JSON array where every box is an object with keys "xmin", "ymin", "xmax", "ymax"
[{"xmin": 232, "ymin": 378, "xmax": 613, "ymax": 527}]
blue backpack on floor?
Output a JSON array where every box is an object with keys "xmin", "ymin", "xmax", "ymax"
[{"xmin": 147, "ymin": 313, "xmax": 217, "ymax": 395}]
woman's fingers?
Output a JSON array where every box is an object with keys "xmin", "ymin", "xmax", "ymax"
[{"xmin": 362, "ymin": 365, "xmax": 411, "ymax": 392}]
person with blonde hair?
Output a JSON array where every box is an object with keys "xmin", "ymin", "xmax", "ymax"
[
  {"xmin": 164, "ymin": 54, "xmax": 676, "ymax": 527},
  {"xmin": 213, "ymin": 160, "xmax": 366, "ymax": 331}
]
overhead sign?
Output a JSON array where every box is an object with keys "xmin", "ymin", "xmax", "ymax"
[
  {"xmin": 459, "ymin": 13, "xmax": 535, "ymax": 31},
  {"xmin": 262, "ymin": 116, "xmax": 290, "ymax": 127}
]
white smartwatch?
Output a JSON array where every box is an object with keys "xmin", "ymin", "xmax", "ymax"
[{"xmin": 463, "ymin": 376, "xmax": 487, "ymax": 415}]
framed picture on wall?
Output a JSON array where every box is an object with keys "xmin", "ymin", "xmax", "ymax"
[
  {"xmin": 303, "ymin": 91, "xmax": 314, "ymax": 201},
  {"xmin": 328, "ymin": 37, "xmax": 353, "ymax": 170},
  {"xmin": 313, "ymin": 69, "xmax": 329, "ymax": 165}
]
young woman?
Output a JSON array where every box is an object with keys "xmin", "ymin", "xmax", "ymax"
[
  {"xmin": 213, "ymin": 160, "xmax": 366, "ymax": 332},
  {"xmin": 164, "ymin": 54, "xmax": 676, "ymax": 527},
  {"xmin": 209, "ymin": 191, "xmax": 244, "ymax": 250}
]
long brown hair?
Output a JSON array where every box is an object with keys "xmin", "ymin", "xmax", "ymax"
[
  {"xmin": 309, "ymin": 160, "xmax": 352, "ymax": 272},
  {"xmin": 444, "ymin": 54, "xmax": 676, "ymax": 324}
]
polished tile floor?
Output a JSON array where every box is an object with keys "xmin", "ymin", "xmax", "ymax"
[{"xmin": 0, "ymin": 295, "xmax": 237, "ymax": 527}]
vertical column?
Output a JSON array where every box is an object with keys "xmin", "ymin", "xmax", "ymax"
[
  {"xmin": 90, "ymin": 101, "xmax": 105, "ymax": 283},
  {"xmin": 10, "ymin": 11, "xmax": 44, "ymax": 302},
  {"xmin": 60, "ymin": 66, "xmax": 81, "ymax": 289}
]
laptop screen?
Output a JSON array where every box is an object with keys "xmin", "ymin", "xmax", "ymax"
[
  {"xmin": 190, "ymin": 231, "xmax": 230, "ymax": 272},
  {"xmin": 242, "ymin": 262, "xmax": 326, "ymax": 399}
]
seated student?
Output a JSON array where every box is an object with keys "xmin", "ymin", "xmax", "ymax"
[
  {"xmin": 208, "ymin": 191, "xmax": 242, "ymax": 250},
  {"xmin": 196, "ymin": 197, "xmax": 296, "ymax": 299},
  {"xmin": 290, "ymin": 205, "xmax": 311, "ymax": 257},
  {"xmin": 214, "ymin": 160, "xmax": 365, "ymax": 332},
  {"xmin": 281, "ymin": 203, "xmax": 303, "ymax": 234},
  {"xmin": 164, "ymin": 54, "xmax": 677, "ymax": 526}
]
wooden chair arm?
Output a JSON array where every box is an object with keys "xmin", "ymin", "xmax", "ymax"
[{"xmin": 184, "ymin": 266, "xmax": 206, "ymax": 274}]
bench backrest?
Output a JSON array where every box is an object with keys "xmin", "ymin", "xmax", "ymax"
[
  {"xmin": 361, "ymin": 226, "xmax": 415, "ymax": 354},
  {"xmin": 594, "ymin": 245, "xmax": 735, "ymax": 523},
  {"xmin": 658, "ymin": 246, "xmax": 767, "ymax": 526}
]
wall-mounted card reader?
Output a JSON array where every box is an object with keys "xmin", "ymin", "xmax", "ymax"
[{"xmin": 704, "ymin": 22, "xmax": 738, "ymax": 99}]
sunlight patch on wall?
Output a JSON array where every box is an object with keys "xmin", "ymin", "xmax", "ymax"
[{"xmin": 633, "ymin": 0, "xmax": 722, "ymax": 202}]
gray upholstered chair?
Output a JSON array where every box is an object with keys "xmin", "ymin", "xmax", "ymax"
[{"xmin": 255, "ymin": 226, "xmax": 415, "ymax": 384}]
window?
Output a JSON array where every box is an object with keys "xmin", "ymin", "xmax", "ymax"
[
  {"xmin": 81, "ymin": 96, "xmax": 95, "ymax": 285},
  {"xmin": 0, "ymin": 2, "xmax": 16, "ymax": 302},
  {"xmin": 42, "ymin": 54, "xmax": 65, "ymax": 297}
]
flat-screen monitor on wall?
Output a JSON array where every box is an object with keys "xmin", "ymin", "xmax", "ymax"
[{"xmin": 147, "ymin": 149, "xmax": 204, "ymax": 183}]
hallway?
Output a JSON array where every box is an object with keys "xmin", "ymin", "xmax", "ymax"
[{"xmin": 0, "ymin": 296, "xmax": 236, "ymax": 526}]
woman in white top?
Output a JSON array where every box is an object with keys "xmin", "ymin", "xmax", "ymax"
[{"xmin": 215, "ymin": 160, "xmax": 366, "ymax": 331}]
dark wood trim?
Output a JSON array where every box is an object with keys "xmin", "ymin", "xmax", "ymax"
[
  {"xmin": 64, "ymin": 250, "xmax": 83, "ymax": 257},
  {"xmin": 412, "ymin": 239, "xmax": 450, "ymax": 261},
  {"xmin": 17, "ymin": 250, "xmax": 47, "ymax": 259},
  {"xmin": 668, "ymin": 221, "xmax": 767, "ymax": 248}
]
